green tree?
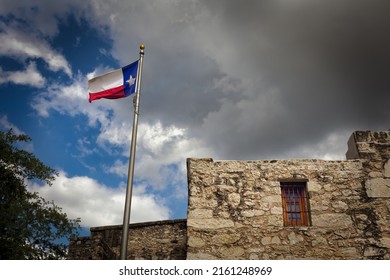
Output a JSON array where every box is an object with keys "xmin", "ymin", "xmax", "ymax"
[{"xmin": 0, "ymin": 129, "xmax": 79, "ymax": 259}]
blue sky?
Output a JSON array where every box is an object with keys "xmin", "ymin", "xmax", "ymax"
[{"xmin": 1, "ymin": 0, "xmax": 389, "ymax": 234}]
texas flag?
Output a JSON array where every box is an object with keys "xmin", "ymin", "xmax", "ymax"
[{"xmin": 88, "ymin": 60, "xmax": 139, "ymax": 103}]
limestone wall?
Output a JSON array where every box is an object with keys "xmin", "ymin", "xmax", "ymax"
[
  {"xmin": 186, "ymin": 155, "xmax": 390, "ymax": 259},
  {"xmin": 347, "ymin": 130, "xmax": 390, "ymax": 258},
  {"xmin": 69, "ymin": 219, "xmax": 187, "ymax": 260},
  {"xmin": 346, "ymin": 130, "xmax": 390, "ymax": 161},
  {"xmin": 68, "ymin": 236, "xmax": 116, "ymax": 260}
]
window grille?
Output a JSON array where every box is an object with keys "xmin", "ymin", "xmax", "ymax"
[{"xmin": 280, "ymin": 182, "xmax": 310, "ymax": 226}]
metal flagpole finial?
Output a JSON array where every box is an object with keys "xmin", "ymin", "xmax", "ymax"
[{"xmin": 140, "ymin": 44, "xmax": 145, "ymax": 54}]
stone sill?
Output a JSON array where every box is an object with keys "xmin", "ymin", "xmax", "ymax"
[{"xmin": 283, "ymin": 226, "xmax": 310, "ymax": 231}]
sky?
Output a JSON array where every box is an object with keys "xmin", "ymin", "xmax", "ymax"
[{"xmin": 0, "ymin": 0, "xmax": 389, "ymax": 234}]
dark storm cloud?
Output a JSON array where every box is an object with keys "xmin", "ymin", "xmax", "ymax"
[
  {"xmin": 185, "ymin": 0, "xmax": 390, "ymax": 159},
  {"xmin": 141, "ymin": 46, "xmax": 225, "ymax": 128}
]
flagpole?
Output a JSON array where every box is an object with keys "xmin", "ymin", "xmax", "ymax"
[{"xmin": 119, "ymin": 44, "xmax": 145, "ymax": 260}]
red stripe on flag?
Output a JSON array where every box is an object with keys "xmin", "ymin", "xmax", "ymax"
[{"xmin": 89, "ymin": 85, "xmax": 125, "ymax": 103}]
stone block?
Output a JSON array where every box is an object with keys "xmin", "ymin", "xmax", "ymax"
[
  {"xmin": 188, "ymin": 236, "xmax": 205, "ymax": 248},
  {"xmin": 267, "ymin": 215, "xmax": 284, "ymax": 226},
  {"xmin": 271, "ymin": 236, "xmax": 281, "ymax": 244},
  {"xmin": 384, "ymin": 159, "xmax": 390, "ymax": 178},
  {"xmin": 311, "ymin": 236, "xmax": 328, "ymax": 246},
  {"xmin": 365, "ymin": 178, "xmax": 390, "ymax": 197},
  {"xmin": 189, "ymin": 197, "xmax": 218, "ymax": 208},
  {"xmin": 188, "ymin": 209, "xmax": 213, "ymax": 219},
  {"xmin": 379, "ymin": 238, "xmax": 390, "ymax": 249},
  {"xmin": 227, "ymin": 193, "xmax": 241, "ymax": 209},
  {"xmin": 261, "ymin": 237, "xmax": 272, "ymax": 245},
  {"xmin": 363, "ymin": 246, "xmax": 387, "ymax": 257},
  {"xmin": 308, "ymin": 181, "xmax": 322, "ymax": 192},
  {"xmin": 312, "ymin": 213, "xmax": 353, "ymax": 228},
  {"xmin": 331, "ymin": 201, "xmax": 348, "ymax": 211},
  {"xmin": 262, "ymin": 195, "xmax": 281, "ymax": 203},
  {"xmin": 253, "ymin": 210, "xmax": 265, "ymax": 216},
  {"xmin": 249, "ymin": 253, "xmax": 259, "ymax": 259},
  {"xmin": 218, "ymin": 185, "xmax": 236, "ymax": 192},
  {"xmin": 241, "ymin": 210, "xmax": 255, "ymax": 217},
  {"xmin": 369, "ymin": 171, "xmax": 383, "ymax": 178},
  {"xmin": 288, "ymin": 232, "xmax": 304, "ymax": 245},
  {"xmin": 219, "ymin": 246, "xmax": 245, "ymax": 258},
  {"xmin": 335, "ymin": 247, "xmax": 358, "ymax": 258},
  {"xmin": 211, "ymin": 233, "xmax": 241, "ymax": 245},
  {"xmin": 188, "ymin": 218, "xmax": 234, "ymax": 229},
  {"xmin": 270, "ymin": 206, "xmax": 283, "ymax": 214}
]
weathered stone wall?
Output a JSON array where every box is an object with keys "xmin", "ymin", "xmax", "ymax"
[
  {"xmin": 186, "ymin": 131, "xmax": 390, "ymax": 260},
  {"xmin": 69, "ymin": 219, "xmax": 187, "ymax": 260},
  {"xmin": 346, "ymin": 130, "xmax": 390, "ymax": 161},
  {"xmin": 68, "ymin": 236, "xmax": 116, "ymax": 260},
  {"xmin": 347, "ymin": 130, "xmax": 390, "ymax": 257}
]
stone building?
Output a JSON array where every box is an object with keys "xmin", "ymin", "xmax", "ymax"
[{"xmin": 68, "ymin": 130, "xmax": 390, "ymax": 260}]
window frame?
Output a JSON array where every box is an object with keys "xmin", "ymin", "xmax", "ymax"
[{"xmin": 280, "ymin": 181, "xmax": 311, "ymax": 227}]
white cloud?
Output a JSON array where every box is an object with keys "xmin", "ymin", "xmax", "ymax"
[
  {"xmin": 105, "ymin": 159, "xmax": 128, "ymax": 178},
  {"xmin": 0, "ymin": 22, "xmax": 72, "ymax": 76},
  {"xmin": 0, "ymin": 62, "xmax": 45, "ymax": 87},
  {"xmin": 31, "ymin": 74, "xmax": 134, "ymax": 156},
  {"xmin": 31, "ymin": 74, "xmax": 111, "ymax": 126},
  {"xmin": 0, "ymin": 114, "xmax": 25, "ymax": 135},
  {"xmin": 75, "ymin": 137, "xmax": 96, "ymax": 157},
  {"xmin": 97, "ymin": 122, "xmax": 211, "ymax": 204},
  {"xmin": 28, "ymin": 171, "xmax": 170, "ymax": 227},
  {"xmin": 101, "ymin": 121, "xmax": 213, "ymax": 194},
  {"xmin": 135, "ymin": 121, "xmax": 212, "ymax": 188}
]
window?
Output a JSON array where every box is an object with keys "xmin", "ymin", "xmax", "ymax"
[{"xmin": 280, "ymin": 182, "xmax": 310, "ymax": 226}]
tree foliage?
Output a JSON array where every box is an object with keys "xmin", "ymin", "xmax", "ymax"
[{"xmin": 0, "ymin": 129, "xmax": 79, "ymax": 259}]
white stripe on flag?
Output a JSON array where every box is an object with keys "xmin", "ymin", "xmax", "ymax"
[{"xmin": 88, "ymin": 68, "xmax": 123, "ymax": 94}]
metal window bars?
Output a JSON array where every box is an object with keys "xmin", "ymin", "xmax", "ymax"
[{"xmin": 280, "ymin": 182, "xmax": 310, "ymax": 226}]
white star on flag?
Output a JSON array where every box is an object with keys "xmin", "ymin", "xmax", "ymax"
[{"xmin": 126, "ymin": 75, "xmax": 135, "ymax": 86}]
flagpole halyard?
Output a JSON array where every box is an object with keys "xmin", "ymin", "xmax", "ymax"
[{"xmin": 119, "ymin": 44, "xmax": 145, "ymax": 260}]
